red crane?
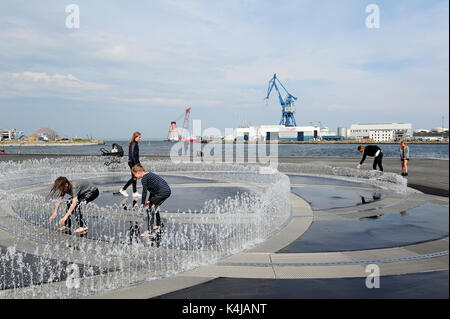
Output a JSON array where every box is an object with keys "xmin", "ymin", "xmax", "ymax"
[{"xmin": 167, "ymin": 107, "xmax": 193, "ymax": 141}]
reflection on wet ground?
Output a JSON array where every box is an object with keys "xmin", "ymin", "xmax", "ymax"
[
  {"xmin": 278, "ymin": 202, "xmax": 449, "ymax": 253},
  {"xmin": 291, "ymin": 187, "xmax": 385, "ymax": 210},
  {"xmin": 288, "ymin": 174, "xmax": 376, "ymax": 188}
]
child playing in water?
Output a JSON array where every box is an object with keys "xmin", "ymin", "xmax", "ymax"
[
  {"xmin": 399, "ymin": 140, "xmax": 410, "ymax": 176},
  {"xmin": 131, "ymin": 164, "xmax": 171, "ymax": 238},
  {"xmin": 48, "ymin": 177, "xmax": 99, "ymax": 235},
  {"xmin": 356, "ymin": 145, "xmax": 384, "ymax": 171},
  {"xmin": 119, "ymin": 131, "xmax": 142, "ymax": 198}
]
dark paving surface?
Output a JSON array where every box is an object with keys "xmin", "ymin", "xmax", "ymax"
[
  {"xmin": 0, "ymin": 246, "xmax": 111, "ymax": 290},
  {"xmin": 278, "ymin": 202, "xmax": 449, "ymax": 253},
  {"xmin": 154, "ymin": 270, "xmax": 449, "ymax": 299},
  {"xmin": 194, "ymin": 171, "xmax": 282, "ymax": 184},
  {"xmin": 91, "ymin": 175, "xmax": 220, "ymax": 187},
  {"xmin": 98, "ymin": 186, "xmax": 250, "ymax": 212},
  {"xmin": 407, "ymin": 183, "xmax": 449, "ymax": 197},
  {"xmin": 291, "ymin": 187, "xmax": 384, "ymax": 211}
]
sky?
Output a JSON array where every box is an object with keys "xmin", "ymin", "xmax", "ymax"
[{"xmin": 0, "ymin": 0, "xmax": 448, "ymax": 139}]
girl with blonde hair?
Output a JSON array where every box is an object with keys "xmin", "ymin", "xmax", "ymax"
[{"xmin": 399, "ymin": 140, "xmax": 410, "ymax": 176}]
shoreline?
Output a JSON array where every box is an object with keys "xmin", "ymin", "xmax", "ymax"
[
  {"xmin": 0, "ymin": 142, "xmax": 103, "ymax": 147},
  {"xmin": 0, "ymin": 140, "xmax": 105, "ymax": 147},
  {"xmin": 0, "ymin": 154, "xmax": 448, "ymax": 160},
  {"xmin": 202, "ymin": 140, "xmax": 449, "ymax": 144},
  {"xmin": 2, "ymin": 140, "xmax": 448, "ymax": 146}
]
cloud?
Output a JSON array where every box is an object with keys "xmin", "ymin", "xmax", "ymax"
[
  {"xmin": 11, "ymin": 72, "xmax": 107, "ymax": 89},
  {"xmin": 0, "ymin": 72, "xmax": 108, "ymax": 98},
  {"xmin": 111, "ymin": 96, "xmax": 220, "ymax": 109}
]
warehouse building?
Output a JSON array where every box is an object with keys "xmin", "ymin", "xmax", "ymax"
[
  {"xmin": 0, "ymin": 128, "xmax": 24, "ymax": 140},
  {"xmin": 347, "ymin": 123, "xmax": 413, "ymax": 142},
  {"xmin": 235, "ymin": 125, "xmax": 329, "ymax": 142}
]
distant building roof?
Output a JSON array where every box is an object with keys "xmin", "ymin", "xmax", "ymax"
[
  {"xmin": 31, "ymin": 127, "xmax": 60, "ymax": 140},
  {"xmin": 431, "ymin": 127, "xmax": 449, "ymax": 133}
]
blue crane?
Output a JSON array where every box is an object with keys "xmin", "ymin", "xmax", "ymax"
[{"xmin": 264, "ymin": 74, "xmax": 298, "ymax": 126}]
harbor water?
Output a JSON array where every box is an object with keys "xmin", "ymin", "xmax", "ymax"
[{"xmin": 2, "ymin": 141, "xmax": 448, "ymax": 159}]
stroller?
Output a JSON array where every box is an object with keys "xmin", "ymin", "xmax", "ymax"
[{"xmin": 101, "ymin": 143, "xmax": 124, "ymax": 168}]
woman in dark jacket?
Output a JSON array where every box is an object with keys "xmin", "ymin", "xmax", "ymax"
[{"xmin": 120, "ymin": 131, "xmax": 142, "ymax": 198}]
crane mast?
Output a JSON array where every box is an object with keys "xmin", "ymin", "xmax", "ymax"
[{"xmin": 265, "ymin": 74, "xmax": 298, "ymax": 126}]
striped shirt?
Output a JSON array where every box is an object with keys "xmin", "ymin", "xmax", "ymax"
[{"xmin": 141, "ymin": 172, "xmax": 171, "ymax": 205}]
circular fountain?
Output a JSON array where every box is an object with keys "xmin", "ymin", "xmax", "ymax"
[
  {"xmin": 3, "ymin": 156, "xmax": 443, "ymax": 299},
  {"xmin": 0, "ymin": 157, "xmax": 291, "ymax": 298}
]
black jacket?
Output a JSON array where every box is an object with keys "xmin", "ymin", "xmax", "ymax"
[
  {"xmin": 360, "ymin": 145, "xmax": 382, "ymax": 164},
  {"xmin": 128, "ymin": 141, "xmax": 140, "ymax": 165}
]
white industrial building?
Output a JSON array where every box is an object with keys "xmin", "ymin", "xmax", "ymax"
[
  {"xmin": 414, "ymin": 129, "xmax": 430, "ymax": 134},
  {"xmin": 347, "ymin": 123, "xmax": 413, "ymax": 142},
  {"xmin": 431, "ymin": 127, "xmax": 449, "ymax": 133},
  {"xmin": 337, "ymin": 127, "xmax": 348, "ymax": 138},
  {"xmin": 235, "ymin": 125, "xmax": 337, "ymax": 141},
  {"xmin": 234, "ymin": 123, "xmax": 414, "ymax": 142},
  {"xmin": 0, "ymin": 128, "xmax": 24, "ymax": 140}
]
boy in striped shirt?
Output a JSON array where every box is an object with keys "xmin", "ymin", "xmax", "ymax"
[{"xmin": 132, "ymin": 164, "xmax": 171, "ymax": 237}]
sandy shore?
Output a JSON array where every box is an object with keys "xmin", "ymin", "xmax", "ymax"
[{"xmin": 0, "ymin": 154, "xmax": 448, "ymax": 197}]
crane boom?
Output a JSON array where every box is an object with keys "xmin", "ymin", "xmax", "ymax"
[
  {"xmin": 265, "ymin": 74, "xmax": 298, "ymax": 126},
  {"xmin": 167, "ymin": 107, "xmax": 192, "ymax": 142}
]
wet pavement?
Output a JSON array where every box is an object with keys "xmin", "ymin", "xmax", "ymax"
[
  {"xmin": 288, "ymin": 174, "xmax": 376, "ymax": 188},
  {"xmin": 97, "ymin": 186, "xmax": 251, "ymax": 212},
  {"xmin": 278, "ymin": 202, "xmax": 449, "ymax": 253},
  {"xmin": 91, "ymin": 175, "xmax": 220, "ymax": 187},
  {"xmin": 290, "ymin": 186, "xmax": 384, "ymax": 210},
  {"xmin": 155, "ymin": 270, "xmax": 449, "ymax": 299}
]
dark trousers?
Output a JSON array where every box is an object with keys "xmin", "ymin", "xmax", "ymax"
[
  {"xmin": 146, "ymin": 195, "xmax": 169, "ymax": 231},
  {"xmin": 373, "ymin": 153, "xmax": 383, "ymax": 171},
  {"xmin": 123, "ymin": 161, "xmax": 137, "ymax": 192},
  {"xmin": 65, "ymin": 188, "xmax": 99, "ymax": 230}
]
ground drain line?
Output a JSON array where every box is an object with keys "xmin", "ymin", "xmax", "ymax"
[{"xmin": 218, "ymin": 251, "xmax": 449, "ymax": 267}]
